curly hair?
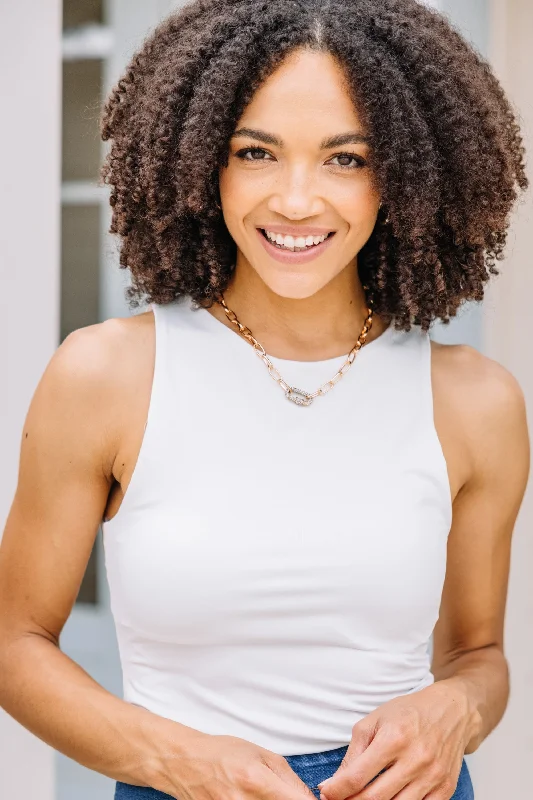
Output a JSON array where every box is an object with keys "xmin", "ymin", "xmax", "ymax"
[{"xmin": 100, "ymin": 0, "xmax": 528, "ymax": 331}]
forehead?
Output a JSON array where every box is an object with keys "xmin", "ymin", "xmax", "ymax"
[{"xmin": 236, "ymin": 48, "xmax": 365, "ymax": 135}]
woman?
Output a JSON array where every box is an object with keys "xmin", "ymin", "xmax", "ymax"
[{"xmin": 0, "ymin": 1, "xmax": 529, "ymax": 799}]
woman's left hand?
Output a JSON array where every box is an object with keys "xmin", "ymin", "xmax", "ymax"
[{"xmin": 317, "ymin": 680, "xmax": 475, "ymax": 800}]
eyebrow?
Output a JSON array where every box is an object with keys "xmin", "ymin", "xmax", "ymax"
[{"xmin": 231, "ymin": 127, "xmax": 371, "ymax": 149}]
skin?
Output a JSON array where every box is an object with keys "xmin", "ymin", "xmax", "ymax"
[
  {"xmin": 0, "ymin": 47, "xmax": 529, "ymax": 800},
  {"xmin": 214, "ymin": 48, "xmax": 386, "ymax": 358}
]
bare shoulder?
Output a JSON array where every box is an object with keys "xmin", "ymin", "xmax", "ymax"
[
  {"xmin": 36, "ymin": 309, "xmax": 155, "ymax": 477},
  {"xmin": 0, "ymin": 311, "xmax": 155, "ymax": 643},
  {"xmin": 58, "ymin": 308, "xmax": 153, "ymax": 369},
  {"xmin": 430, "ymin": 339, "xmax": 526, "ymax": 419},
  {"xmin": 430, "ymin": 340, "xmax": 529, "ymax": 485},
  {"xmin": 56, "ymin": 308, "xmax": 154, "ymax": 390}
]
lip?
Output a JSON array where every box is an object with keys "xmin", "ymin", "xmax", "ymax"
[
  {"xmin": 258, "ymin": 224, "xmax": 336, "ymax": 236},
  {"xmin": 256, "ymin": 227, "xmax": 336, "ymax": 265}
]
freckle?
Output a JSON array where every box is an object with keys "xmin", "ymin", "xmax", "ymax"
[{"xmin": 25, "ymin": 433, "xmax": 28, "ymax": 438}]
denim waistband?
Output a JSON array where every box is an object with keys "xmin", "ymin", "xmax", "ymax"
[
  {"xmin": 114, "ymin": 744, "xmax": 474, "ymax": 800},
  {"xmin": 284, "ymin": 746, "xmax": 474, "ymax": 800}
]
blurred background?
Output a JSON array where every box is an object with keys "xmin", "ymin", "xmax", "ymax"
[{"xmin": 0, "ymin": 0, "xmax": 531, "ymax": 798}]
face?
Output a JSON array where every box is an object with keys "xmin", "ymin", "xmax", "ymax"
[{"xmin": 218, "ymin": 48, "xmax": 381, "ymax": 300}]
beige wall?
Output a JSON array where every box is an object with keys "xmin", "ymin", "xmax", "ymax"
[
  {"xmin": 0, "ymin": 1, "xmax": 61, "ymax": 797},
  {"xmin": 469, "ymin": 0, "xmax": 533, "ymax": 795}
]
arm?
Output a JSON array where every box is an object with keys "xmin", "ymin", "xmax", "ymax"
[
  {"xmin": 0, "ymin": 320, "xmax": 315, "ymax": 800},
  {"xmin": 0, "ymin": 322, "xmax": 200, "ymax": 789},
  {"xmin": 431, "ymin": 350, "xmax": 530, "ymax": 753},
  {"xmin": 318, "ymin": 346, "xmax": 530, "ymax": 800}
]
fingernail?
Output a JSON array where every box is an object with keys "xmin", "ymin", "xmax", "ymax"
[{"xmin": 317, "ymin": 780, "xmax": 330, "ymax": 789}]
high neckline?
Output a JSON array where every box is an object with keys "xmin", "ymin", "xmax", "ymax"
[{"xmin": 192, "ymin": 296, "xmax": 396, "ymax": 367}]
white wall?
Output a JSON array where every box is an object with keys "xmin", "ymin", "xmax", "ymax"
[
  {"xmin": 0, "ymin": 1, "xmax": 62, "ymax": 799},
  {"xmin": 469, "ymin": 0, "xmax": 533, "ymax": 794}
]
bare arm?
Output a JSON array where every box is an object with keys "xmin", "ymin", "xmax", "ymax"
[
  {"xmin": 0, "ymin": 320, "xmax": 314, "ymax": 800},
  {"xmin": 0, "ymin": 322, "xmax": 199, "ymax": 789},
  {"xmin": 317, "ymin": 346, "xmax": 530, "ymax": 800},
  {"xmin": 431, "ymin": 347, "xmax": 530, "ymax": 752}
]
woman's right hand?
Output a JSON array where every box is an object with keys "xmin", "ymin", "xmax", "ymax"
[{"xmin": 157, "ymin": 732, "xmax": 317, "ymax": 800}]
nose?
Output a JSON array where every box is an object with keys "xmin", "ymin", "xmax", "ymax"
[{"xmin": 267, "ymin": 165, "xmax": 326, "ymax": 219}]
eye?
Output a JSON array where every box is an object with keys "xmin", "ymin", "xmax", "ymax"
[
  {"xmin": 233, "ymin": 147, "xmax": 367, "ymax": 170},
  {"xmin": 327, "ymin": 152, "xmax": 367, "ymax": 170},
  {"xmin": 234, "ymin": 147, "xmax": 274, "ymax": 163}
]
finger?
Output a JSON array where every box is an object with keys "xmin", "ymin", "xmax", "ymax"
[
  {"xmin": 343, "ymin": 724, "xmax": 375, "ymax": 763},
  {"xmin": 320, "ymin": 737, "xmax": 396, "ymax": 799},
  {"xmin": 260, "ymin": 759, "xmax": 316, "ymax": 800},
  {"xmin": 387, "ymin": 761, "xmax": 462, "ymax": 800},
  {"xmin": 343, "ymin": 765, "xmax": 410, "ymax": 800},
  {"xmin": 421, "ymin": 780, "xmax": 461, "ymax": 800},
  {"xmin": 383, "ymin": 775, "xmax": 450, "ymax": 800},
  {"xmin": 386, "ymin": 781, "xmax": 432, "ymax": 800},
  {"xmin": 317, "ymin": 721, "xmax": 376, "ymax": 797}
]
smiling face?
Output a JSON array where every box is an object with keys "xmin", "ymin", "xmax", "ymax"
[{"xmin": 218, "ymin": 47, "xmax": 381, "ymax": 300}]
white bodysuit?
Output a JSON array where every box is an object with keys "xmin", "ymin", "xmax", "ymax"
[{"xmin": 102, "ymin": 295, "xmax": 452, "ymax": 755}]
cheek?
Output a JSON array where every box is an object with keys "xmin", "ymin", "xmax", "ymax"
[
  {"xmin": 218, "ymin": 168, "xmax": 242, "ymax": 235},
  {"xmin": 333, "ymin": 171, "xmax": 379, "ymax": 210},
  {"xmin": 218, "ymin": 166, "xmax": 261, "ymax": 228},
  {"xmin": 218, "ymin": 165, "xmax": 233, "ymax": 206},
  {"xmin": 335, "ymin": 190, "xmax": 380, "ymax": 237},
  {"xmin": 219, "ymin": 163, "xmax": 261, "ymax": 200}
]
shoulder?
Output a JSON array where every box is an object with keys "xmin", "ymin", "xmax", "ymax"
[
  {"xmin": 54, "ymin": 309, "xmax": 154, "ymax": 381},
  {"xmin": 430, "ymin": 339, "xmax": 525, "ymax": 418},
  {"xmin": 55, "ymin": 308, "xmax": 155, "ymax": 413},
  {"xmin": 58, "ymin": 308, "xmax": 154, "ymax": 361},
  {"xmin": 430, "ymin": 339, "xmax": 529, "ymax": 484},
  {"xmin": 32, "ymin": 310, "xmax": 155, "ymax": 475}
]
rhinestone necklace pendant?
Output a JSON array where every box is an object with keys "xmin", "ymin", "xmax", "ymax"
[
  {"xmin": 285, "ymin": 387, "xmax": 313, "ymax": 406},
  {"xmin": 216, "ymin": 293, "xmax": 374, "ymax": 407}
]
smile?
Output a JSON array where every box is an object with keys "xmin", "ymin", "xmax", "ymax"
[
  {"xmin": 261, "ymin": 229, "xmax": 334, "ymax": 251},
  {"xmin": 256, "ymin": 227, "xmax": 337, "ymax": 265}
]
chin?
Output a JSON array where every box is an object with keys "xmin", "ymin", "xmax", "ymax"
[{"xmin": 256, "ymin": 270, "xmax": 331, "ymax": 300}]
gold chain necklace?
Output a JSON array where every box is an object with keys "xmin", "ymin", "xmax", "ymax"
[{"xmin": 216, "ymin": 295, "xmax": 374, "ymax": 407}]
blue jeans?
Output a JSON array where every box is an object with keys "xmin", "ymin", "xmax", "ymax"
[{"xmin": 114, "ymin": 743, "xmax": 474, "ymax": 799}]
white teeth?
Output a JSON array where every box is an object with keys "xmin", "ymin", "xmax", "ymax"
[{"xmin": 264, "ymin": 230, "xmax": 330, "ymax": 250}]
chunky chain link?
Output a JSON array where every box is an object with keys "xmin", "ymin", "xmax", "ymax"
[{"xmin": 216, "ymin": 295, "xmax": 374, "ymax": 406}]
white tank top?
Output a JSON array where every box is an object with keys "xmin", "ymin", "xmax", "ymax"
[{"xmin": 102, "ymin": 295, "xmax": 452, "ymax": 756}]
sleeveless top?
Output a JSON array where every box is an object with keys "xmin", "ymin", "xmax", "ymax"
[{"xmin": 102, "ymin": 295, "xmax": 452, "ymax": 756}]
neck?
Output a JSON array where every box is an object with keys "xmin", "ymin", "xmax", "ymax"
[{"xmin": 208, "ymin": 257, "xmax": 387, "ymax": 362}]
